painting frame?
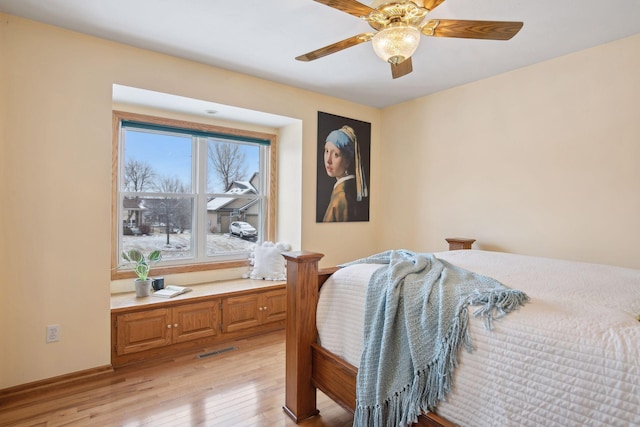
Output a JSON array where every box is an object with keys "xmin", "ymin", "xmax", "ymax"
[{"xmin": 316, "ymin": 111, "xmax": 371, "ymax": 223}]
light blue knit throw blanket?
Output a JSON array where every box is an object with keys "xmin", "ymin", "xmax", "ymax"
[{"xmin": 342, "ymin": 250, "xmax": 529, "ymax": 427}]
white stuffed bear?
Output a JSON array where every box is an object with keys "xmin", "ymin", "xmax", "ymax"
[{"xmin": 245, "ymin": 241, "xmax": 292, "ymax": 280}]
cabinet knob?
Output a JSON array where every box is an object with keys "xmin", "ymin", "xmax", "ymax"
[
  {"xmin": 174, "ymin": 324, "xmax": 179, "ymax": 328},
  {"xmin": 258, "ymin": 307, "xmax": 263, "ymax": 311},
  {"xmin": 167, "ymin": 324, "xmax": 172, "ymax": 329},
  {"xmin": 264, "ymin": 306, "xmax": 268, "ymax": 310}
]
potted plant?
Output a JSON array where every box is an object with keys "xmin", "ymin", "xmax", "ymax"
[{"xmin": 122, "ymin": 249, "xmax": 163, "ymax": 297}]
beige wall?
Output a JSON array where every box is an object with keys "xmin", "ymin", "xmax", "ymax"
[
  {"xmin": 0, "ymin": 11, "xmax": 8, "ymax": 381},
  {"xmin": 379, "ymin": 34, "xmax": 640, "ymax": 268},
  {"xmin": 0, "ymin": 14, "xmax": 380, "ymax": 389},
  {"xmin": 2, "ymin": 11, "xmax": 638, "ymax": 390}
]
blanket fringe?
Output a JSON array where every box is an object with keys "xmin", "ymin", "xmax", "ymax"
[
  {"xmin": 470, "ymin": 289, "xmax": 530, "ymax": 329},
  {"xmin": 354, "ymin": 289, "xmax": 528, "ymax": 427}
]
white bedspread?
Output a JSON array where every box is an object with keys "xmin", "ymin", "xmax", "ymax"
[{"xmin": 316, "ymin": 250, "xmax": 640, "ymax": 427}]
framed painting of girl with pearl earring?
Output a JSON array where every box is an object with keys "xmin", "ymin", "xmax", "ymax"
[{"xmin": 316, "ymin": 111, "xmax": 371, "ymax": 223}]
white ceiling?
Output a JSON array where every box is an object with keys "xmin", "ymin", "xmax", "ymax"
[
  {"xmin": 112, "ymin": 84, "xmax": 301, "ymax": 128},
  {"xmin": 2, "ymin": 0, "xmax": 639, "ymax": 110}
]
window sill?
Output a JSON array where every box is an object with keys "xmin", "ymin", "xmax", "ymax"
[{"xmin": 111, "ymin": 259, "xmax": 250, "ymax": 281}]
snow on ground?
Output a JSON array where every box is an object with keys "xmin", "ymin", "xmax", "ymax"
[{"xmin": 122, "ymin": 232, "xmax": 255, "ymax": 259}]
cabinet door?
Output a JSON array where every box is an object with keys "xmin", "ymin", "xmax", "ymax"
[
  {"xmin": 260, "ymin": 289, "xmax": 287, "ymax": 324},
  {"xmin": 221, "ymin": 293, "xmax": 261, "ymax": 333},
  {"xmin": 116, "ymin": 308, "xmax": 171, "ymax": 355},
  {"xmin": 172, "ymin": 300, "xmax": 220, "ymax": 343}
]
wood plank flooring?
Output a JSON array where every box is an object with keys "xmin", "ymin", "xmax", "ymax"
[{"xmin": 0, "ymin": 330, "xmax": 353, "ymax": 427}]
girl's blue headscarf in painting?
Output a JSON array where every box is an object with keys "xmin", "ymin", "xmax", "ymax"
[
  {"xmin": 326, "ymin": 128, "xmax": 355, "ymax": 166},
  {"xmin": 325, "ymin": 125, "xmax": 368, "ymax": 202}
]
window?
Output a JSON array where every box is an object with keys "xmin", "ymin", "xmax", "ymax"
[{"xmin": 112, "ymin": 111, "xmax": 277, "ymax": 279}]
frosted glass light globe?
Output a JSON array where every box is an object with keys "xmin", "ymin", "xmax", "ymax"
[{"xmin": 372, "ymin": 25, "xmax": 421, "ymax": 64}]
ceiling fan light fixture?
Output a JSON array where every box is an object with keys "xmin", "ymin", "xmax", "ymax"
[{"xmin": 372, "ymin": 24, "xmax": 421, "ymax": 65}]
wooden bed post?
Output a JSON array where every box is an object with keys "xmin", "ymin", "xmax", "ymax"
[
  {"xmin": 280, "ymin": 250, "xmax": 452, "ymax": 427},
  {"xmin": 282, "ymin": 251, "xmax": 324, "ymax": 422}
]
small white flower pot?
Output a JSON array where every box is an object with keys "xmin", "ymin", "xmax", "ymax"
[{"xmin": 134, "ymin": 279, "xmax": 152, "ymax": 297}]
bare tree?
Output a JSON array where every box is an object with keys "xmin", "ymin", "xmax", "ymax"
[
  {"xmin": 124, "ymin": 160, "xmax": 155, "ymax": 192},
  {"xmin": 154, "ymin": 176, "xmax": 189, "ymax": 245},
  {"xmin": 208, "ymin": 141, "xmax": 247, "ymax": 191},
  {"xmin": 123, "ymin": 160, "xmax": 156, "ymax": 226},
  {"xmin": 155, "ymin": 175, "xmax": 186, "ymax": 193}
]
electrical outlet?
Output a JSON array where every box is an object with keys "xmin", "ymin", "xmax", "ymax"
[{"xmin": 46, "ymin": 325, "xmax": 60, "ymax": 343}]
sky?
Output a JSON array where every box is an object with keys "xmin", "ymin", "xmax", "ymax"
[{"xmin": 124, "ymin": 129, "xmax": 260, "ymax": 193}]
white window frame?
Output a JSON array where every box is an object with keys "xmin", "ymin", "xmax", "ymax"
[{"xmin": 111, "ymin": 111, "xmax": 277, "ymax": 280}]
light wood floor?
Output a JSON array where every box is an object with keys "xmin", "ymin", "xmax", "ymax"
[{"xmin": 0, "ymin": 330, "xmax": 353, "ymax": 427}]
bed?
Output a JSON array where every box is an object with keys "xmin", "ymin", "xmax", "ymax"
[{"xmin": 281, "ymin": 249, "xmax": 640, "ymax": 427}]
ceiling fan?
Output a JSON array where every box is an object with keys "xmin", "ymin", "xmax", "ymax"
[{"xmin": 296, "ymin": 0, "xmax": 523, "ymax": 79}]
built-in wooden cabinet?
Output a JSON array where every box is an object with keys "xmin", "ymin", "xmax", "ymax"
[
  {"xmin": 115, "ymin": 307, "xmax": 172, "ymax": 356},
  {"xmin": 111, "ymin": 280, "xmax": 285, "ymax": 367},
  {"xmin": 115, "ymin": 300, "xmax": 219, "ymax": 356},
  {"xmin": 222, "ymin": 288, "xmax": 286, "ymax": 333}
]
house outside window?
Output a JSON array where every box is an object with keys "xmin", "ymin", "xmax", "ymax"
[{"xmin": 112, "ymin": 111, "xmax": 277, "ymax": 279}]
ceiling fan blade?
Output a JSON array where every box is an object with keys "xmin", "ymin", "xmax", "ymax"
[
  {"xmin": 296, "ymin": 33, "xmax": 374, "ymax": 61},
  {"xmin": 421, "ymin": 0, "xmax": 447, "ymax": 12},
  {"xmin": 313, "ymin": 0, "xmax": 375, "ymax": 18},
  {"xmin": 391, "ymin": 57, "xmax": 413, "ymax": 79},
  {"xmin": 422, "ymin": 19, "xmax": 523, "ymax": 40}
]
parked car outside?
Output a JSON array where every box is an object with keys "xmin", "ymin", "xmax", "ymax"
[{"xmin": 229, "ymin": 221, "xmax": 257, "ymax": 239}]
